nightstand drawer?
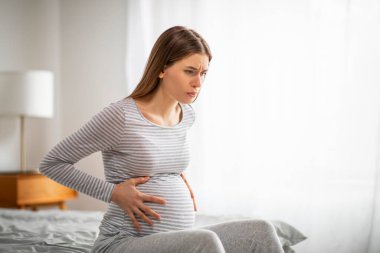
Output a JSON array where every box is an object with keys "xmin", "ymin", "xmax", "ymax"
[
  {"xmin": 17, "ymin": 175, "xmax": 77, "ymax": 205},
  {"xmin": 0, "ymin": 172, "xmax": 77, "ymax": 209}
]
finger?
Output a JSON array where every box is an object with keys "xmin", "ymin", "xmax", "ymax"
[
  {"xmin": 142, "ymin": 194, "xmax": 167, "ymax": 205},
  {"xmin": 185, "ymin": 182, "xmax": 194, "ymax": 198},
  {"xmin": 133, "ymin": 207, "xmax": 153, "ymax": 226},
  {"xmin": 180, "ymin": 173, "xmax": 188, "ymax": 183},
  {"xmin": 181, "ymin": 174, "xmax": 196, "ymax": 203},
  {"xmin": 178, "ymin": 174, "xmax": 197, "ymax": 211},
  {"xmin": 181, "ymin": 174, "xmax": 191, "ymax": 190},
  {"xmin": 130, "ymin": 176, "xmax": 150, "ymax": 185},
  {"xmin": 139, "ymin": 205, "xmax": 161, "ymax": 220},
  {"xmin": 126, "ymin": 209, "xmax": 141, "ymax": 231}
]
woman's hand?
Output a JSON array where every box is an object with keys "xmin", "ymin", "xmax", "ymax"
[
  {"xmin": 111, "ymin": 176, "xmax": 166, "ymax": 231},
  {"xmin": 180, "ymin": 172, "xmax": 197, "ymax": 211}
]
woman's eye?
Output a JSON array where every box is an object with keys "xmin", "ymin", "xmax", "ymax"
[{"xmin": 201, "ymin": 72, "xmax": 207, "ymax": 79}]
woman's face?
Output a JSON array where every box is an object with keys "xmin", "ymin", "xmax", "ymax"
[{"xmin": 159, "ymin": 53, "xmax": 209, "ymax": 104}]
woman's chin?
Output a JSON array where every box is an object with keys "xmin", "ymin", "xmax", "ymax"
[{"xmin": 179, "ymin": 96, "xmax": 197, "ymax": 104}]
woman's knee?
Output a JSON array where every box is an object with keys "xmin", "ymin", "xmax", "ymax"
[
  {"xmin": 192, "ymin": 229, "xmax": 225, "ymax": 253},
  {"xmin": 253, "ymin": 220, "xmax": 276, "ymax": 232},
  {"xmin": 247, "ymin": 220, "xmax": 277, "ymax": 235},
  {"xmin": 244, "ymin": 219, "xmax": 280, "ymax": 243},
  {"xmin": 247, "ymin": 220, "xmax": 283, "ymax": 252}
]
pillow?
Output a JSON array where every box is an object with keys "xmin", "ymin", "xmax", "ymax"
[{"xmin": 194, "ymin": 214, "xmax": 307, "ymax": 252}]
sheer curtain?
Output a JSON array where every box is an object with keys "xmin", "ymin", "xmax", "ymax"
[{"xmin": 125, "ymin": 0, "xmax": 380, "ymax": 252}]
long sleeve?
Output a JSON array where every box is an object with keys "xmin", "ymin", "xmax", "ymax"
[{"xmin": 39, "ymin": 101, "xmax": 125, "ymax": 203}]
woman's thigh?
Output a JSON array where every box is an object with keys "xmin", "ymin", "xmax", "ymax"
[
  {"xmin": 200, "ymin": 219, "xmax": 284, "ymax": 253},
  {"xmin": 92, "ymin": 229, "xmax": 225, "ymax": 253}
]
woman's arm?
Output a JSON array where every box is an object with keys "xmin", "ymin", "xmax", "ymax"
[
  {"xmin": 39, "ymin": 101, "xmax": 166, "ymax": 230},
  {"xmin": 39, "ymin": 102, "xmax": 125, "ymax": 202}
]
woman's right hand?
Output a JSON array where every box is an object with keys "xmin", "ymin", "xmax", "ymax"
[{"xmin": 111, "ymin": 176, "xmax": 166, "ymax": 231}]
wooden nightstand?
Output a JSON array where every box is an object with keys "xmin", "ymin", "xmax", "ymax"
[{"xmin": 0, "ymin": 172, "xmax": 77, "ymax": 210}]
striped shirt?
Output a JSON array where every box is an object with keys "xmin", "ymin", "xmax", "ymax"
[{"xmin": 39, "ymin": 97, "xmax": 196, "ymax": 237}]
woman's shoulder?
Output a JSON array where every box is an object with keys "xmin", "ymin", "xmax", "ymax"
[
  {"xmin": 113, "ymin": 96, "xmax": 132, "ymax": 106},
  {"xmin": 107, "ymin": 97, "xmax": 134, "ymax": 112},
  {"xmin": 92, "ymin": 97, "xmax": 132, "ymax": 124}
]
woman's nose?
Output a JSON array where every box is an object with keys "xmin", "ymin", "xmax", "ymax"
[{"xmin": 192, "ymin": 74, "xmax": 202, "ymax": 87}]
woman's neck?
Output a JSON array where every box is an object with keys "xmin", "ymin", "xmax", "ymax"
[{"xmin": 135, "ymin": 89, "xmax": 181, "ymax": 126}]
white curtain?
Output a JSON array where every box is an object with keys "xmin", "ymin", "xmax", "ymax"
[{"xmin": 125, "ymin": 0, "xmax": 380, "ymax": 252}]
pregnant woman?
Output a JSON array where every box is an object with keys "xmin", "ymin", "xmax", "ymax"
[{"xmin": 39, "ymin": 26, "xmax": 283, "ymax": 253}]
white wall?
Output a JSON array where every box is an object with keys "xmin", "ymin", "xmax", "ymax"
[
  {"xmin": 60, "ymin": 0, "xmax": 127, "ymax": 210},
  {"xmin": 0, "ymin": 0, "xmax": 127, "ymax": 211},
  {"xmin": 0, "ymin": 0, "xmax": 61, "ymax": 171}
]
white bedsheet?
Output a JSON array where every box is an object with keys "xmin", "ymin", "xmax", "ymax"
[{"xmin": 0, "ymin": 208, "xmax": 102, "ymax": 252}]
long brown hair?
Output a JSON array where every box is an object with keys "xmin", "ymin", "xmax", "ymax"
[{"xmin": 127, "ymin": 26, "xmax": 212, "ymax": 99}]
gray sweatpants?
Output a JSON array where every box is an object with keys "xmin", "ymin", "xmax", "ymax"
[{"xmin": 91, "ymin": 219, "xmax": 284, "ymax": 253}]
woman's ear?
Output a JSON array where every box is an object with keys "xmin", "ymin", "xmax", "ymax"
[{"xmin": 159, "ymin": 65, "xmax": 167, "ymax": 79}]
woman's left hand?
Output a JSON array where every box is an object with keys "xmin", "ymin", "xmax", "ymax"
[{"xmin": 180, "ymin": 172, "xmax": 197, "ymax": 211}]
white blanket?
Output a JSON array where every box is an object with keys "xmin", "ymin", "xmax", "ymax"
[{"xmin": 0, "ymin": 208, "xmax": 306, "ymax": 253}]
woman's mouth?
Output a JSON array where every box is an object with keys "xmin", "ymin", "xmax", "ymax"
[{"xmin": 187, "ymin": 92, "xmax": 197, "ymax": 98}]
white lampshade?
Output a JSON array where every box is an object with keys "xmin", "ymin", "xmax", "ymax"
[{"xmin": 0, "ymin": 70, "xmax": 54, "ymax": 118}]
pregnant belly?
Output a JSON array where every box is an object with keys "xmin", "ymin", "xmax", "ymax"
[{"xmin": 125, "ymin": 173, "xmax": 195, "ymax": 237}]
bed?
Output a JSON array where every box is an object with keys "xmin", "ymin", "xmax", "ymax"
[{"xmin": 0, "ymin": 208, "xmax": 306, "ymax": 253}]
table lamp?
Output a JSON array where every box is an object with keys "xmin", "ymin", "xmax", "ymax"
[{"xmin": 0, "ymin": 70, "xmax": 54, "ymax": 172}]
